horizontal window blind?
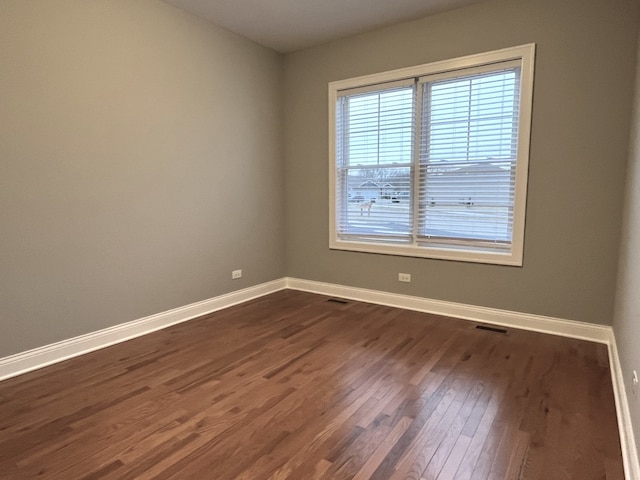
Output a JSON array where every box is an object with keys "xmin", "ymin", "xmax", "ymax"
[
  {"xmin": 336, "ymin": 85, "xmax": 415, "ymax": 242},
  {"xmin": 418, "ymin": 66, "xmax": 521, "ymax": 250},
  {"xmin": 329, "ymin": 44, "xmax": 534, "ymax": 264}
]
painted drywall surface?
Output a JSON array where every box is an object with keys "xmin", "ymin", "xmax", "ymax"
[
  {"xmin": 283, "ymin": 0, "xmax": 640, "ymax": 325},
  {"xmin": 613, "ymin": 26, "xmax": 640, "ymax": 462},
  {"xmin": 0, "ymin": 0, "xmax": 285, "ymax": 357}
]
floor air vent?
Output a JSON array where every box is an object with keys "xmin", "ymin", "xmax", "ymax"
[
  {"xmin": 327, "ymin": 298, "xmax": 349, "ymax": 304},
  {"xmin": 475, "ymin": 325, "xmax": 508, "ymax": 334}
]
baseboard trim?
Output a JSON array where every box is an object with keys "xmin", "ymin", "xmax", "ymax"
[
  {"xmin": 0, "ymin": 278, "xmax": 287, "ymax": 382},
  {"xmin": 284, "ymin": 277, "xmax": 611, "ymax": 344},
  {"xmin": 1, "ymin": 276, "xmax": 636, "ymax": 479},
  {"xmin": 608, "ymin": 332, "xmax": 640, "ymax": 480},
  {"xmin": 3, "ymin": 277, "xmax": 608, "ymax": 381},
  {"xmin": 285, "ymin": 276, "xmax": 639, "ymax": 478}
]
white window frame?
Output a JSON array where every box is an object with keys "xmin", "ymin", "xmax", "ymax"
[{"xmin": 328, "ymin": 44, "xmax": 535, "ymax": 266}]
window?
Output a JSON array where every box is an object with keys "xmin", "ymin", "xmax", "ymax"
[{"xmin": 329, "ymin": 44, "xmax": 535, "ymax": 265}]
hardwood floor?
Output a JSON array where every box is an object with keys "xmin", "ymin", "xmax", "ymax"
[{"xmin": 0, "ymin": 290, "xmax": 623, "ymax": 479}]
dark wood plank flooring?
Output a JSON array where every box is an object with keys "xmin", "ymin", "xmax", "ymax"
[{"xmin": 0, "ymin": 290, "xmax": 623, "ymax": 479}]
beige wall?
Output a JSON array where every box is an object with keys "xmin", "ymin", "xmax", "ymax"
[
  {"xmin": 2, "ymin": 0, "xmax": 640, "ymax": 359},
  {"xmin": 0, "ymin": 0, "xmax": 285, "ymax": 357},
  {"xmin": 283, "ymin": 0, "xmax": 640, "ymax": 325},
  {"xmin": 613, "ymin": 26, "xmax": 640, "ymax": 462}
]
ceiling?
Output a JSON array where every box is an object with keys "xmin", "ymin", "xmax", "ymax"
[{"xmin": 161, "ymin": 0, "xmax": 484, "ymax": 53}]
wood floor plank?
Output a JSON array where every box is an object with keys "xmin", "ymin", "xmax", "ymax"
[
  {"xmin": 352, "ymin": 415, "xmax": 413, "ymax": 480},
  {"xmin": 0, "ymin": 290, "xmax": 624, "ymax": 479}
]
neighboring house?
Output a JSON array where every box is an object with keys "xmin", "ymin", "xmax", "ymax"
[
  {"xmin": 349, "ymin": 180, "xmax": 381, "ymax": 202},
  {"xmin": 347, "ymin": 164, "xmax": 510, "ymax": 206},
  {"xmin": 380, "ymin": 183, "xmax": 397, "ymax": 199},
  {"xmin": 426, "ymin": 162, "xmax": 512, "ymax": 206},
  {"xmin": 348, "ymin": 180, "xmax": 410, "ymax": 203}
]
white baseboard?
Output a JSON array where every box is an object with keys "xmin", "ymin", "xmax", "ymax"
[
  {"xmin": 1, "ymin": 275, "xmax": 636, "ymax": 479},
  {"xmin": 0, "ymin": 278, "xmax": 287, "ymax": 382},
  {"xmin": 608, "ymin": 332, "xmax": 640, "ymax": 480},
  {"xmin": 284, "ymin": 277, "xmax": 638, "ymax": 479},
  {"xmin": 4, "ymin": 276, "xmax": 608, "ymax": 381},
  {"xmin": 284, "ymin": 277, "xmax": 611, "ymax": 344}
]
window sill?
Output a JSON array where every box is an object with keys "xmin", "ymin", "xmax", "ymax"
[{"xmin": 329, "ymin": 239, "xmax": 523, "ymax": 266}]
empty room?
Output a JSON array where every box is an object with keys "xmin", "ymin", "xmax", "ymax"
[{"xmin": 1, "ymin": 0, "xmax": 640, "ymax": 478}]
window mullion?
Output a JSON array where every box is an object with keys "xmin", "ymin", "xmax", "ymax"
[
  {"xmin": 412, "ymin": 80, "xmax": 422, "ymax": 245},
  {"xmin": 339, "ymin": 98, "xmax": 350, "ymax": 232},
  {"xmin": 466, "ymin": 79, "xmax": 472, "ymax": 163}
]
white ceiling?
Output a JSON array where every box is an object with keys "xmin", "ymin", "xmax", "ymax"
[{"xmin": 161, "ymin": 0, "xmax": 484, "ymax": 53}]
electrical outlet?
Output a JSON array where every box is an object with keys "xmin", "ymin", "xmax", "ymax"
[
  {"xmin": 398, "ymin": 273, "xmax": 411, "ymax": 283},
  {"xmin": 633, "ymin": 370, "xmax": 638, "ymax": 397},
  {"xmin": 232, "ymin": 269, "xmax": 242, "ymax": 280}
]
